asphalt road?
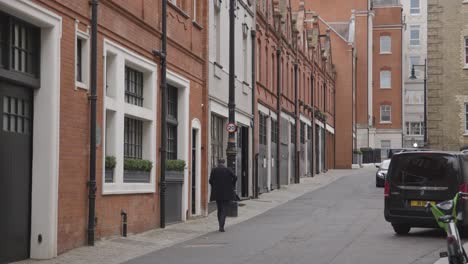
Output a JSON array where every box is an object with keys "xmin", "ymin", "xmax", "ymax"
[{"xmin": 125, "ymin": 169, "xmax": 447, "ymax": 264}]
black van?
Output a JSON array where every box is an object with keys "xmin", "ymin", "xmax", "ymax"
[{"xmin": 384, "ymin": 151, "xmax": 468, "ymax": 234}]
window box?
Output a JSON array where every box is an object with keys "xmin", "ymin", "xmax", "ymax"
[
  {"xmin": 124, "ymin": 170, "xmax": 151, "ymax": 183},
  {"xmin": 105, "ymin": 169, "xmax": 114, "ymax": 183},
  {"xmin": 166, "ymin": 170, "xmax": 185, "ymax": 182}
]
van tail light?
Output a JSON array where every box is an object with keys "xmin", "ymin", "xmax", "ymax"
[
  {"xmin": 384, "ymin": 181, "xmax": 390, "ymax": 197},
  {"xmin": 459, "ymin": 183, "xmax": 468, "ymax": 193}
]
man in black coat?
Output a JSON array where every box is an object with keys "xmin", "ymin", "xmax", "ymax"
[{"xmin": 209, "ymin": 159, "xmax": 237, "ymax": 232}]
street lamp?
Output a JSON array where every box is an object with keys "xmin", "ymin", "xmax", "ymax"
[
  {"xmin": 410, "ymin": 59, "xmax": 427, "ymax": 145},
  {"xmin": 226, "ymin": 0, "xmax": 238, "ymax": 216}
]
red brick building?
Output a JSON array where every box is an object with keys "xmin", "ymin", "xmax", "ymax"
[
  {"xmin": 255, "ymin": 0, "xmax": 336, "ymax": 194},
  {"xmin": 0, "ymin": 0, "xmax": 208, "ymax": 261}
]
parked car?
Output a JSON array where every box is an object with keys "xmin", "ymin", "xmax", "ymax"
[
  {"xmin": 387, "ymin": 148, "xmax": 429, "ymax": 159},
  {"xmin": 376, "ymin": 159, "xmax": 391, "ymax": 188},
  {"xmin": 384, "ymin": 151, "xmax": 468, "ymax": 235}
]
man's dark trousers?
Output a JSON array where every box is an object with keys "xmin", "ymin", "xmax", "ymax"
[{"xmin": 216, "ymin": 200, "xmax": 229, "ymax": 230}]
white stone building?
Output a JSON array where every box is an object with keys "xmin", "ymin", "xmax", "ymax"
[
  {"xmin": 402, "ymin": 0, "xmax": 427, "ymax": 148},
  {"xmin": 208, "ymin": 0, "xmax": 255, "ymax": 199}
]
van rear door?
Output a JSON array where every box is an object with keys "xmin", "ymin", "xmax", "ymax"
[{"xmin": 387, "ymin": 153, "xmax": 460, "ymax": 216}]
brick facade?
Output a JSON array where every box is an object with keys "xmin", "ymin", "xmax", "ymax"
[
  {"xmin": 26, "ymin": 0, "xmax": 209, "ymax": 255},
  {"xmin": 427, "ymin": 0, "xmax": 468, "ymax": 150}
]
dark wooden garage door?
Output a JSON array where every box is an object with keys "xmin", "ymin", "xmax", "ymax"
[{"xmin": 0, "ymin": 82, "xmax": 33, "ymax": 263}]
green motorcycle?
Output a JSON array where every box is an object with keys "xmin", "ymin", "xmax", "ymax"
[{"xmin": 426, "ymin": 192, "xmax": 468, "ymax": 264}]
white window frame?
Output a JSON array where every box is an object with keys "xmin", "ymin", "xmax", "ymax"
[
  {"xmin": 406, "ymin": 122, "xmax": 423, "ymax": 135},
  {"xmin": 410, "ymin": 25, "xmax": 420, "ymax": 46},
  {"xmin": 410, "ymin": 0, "xmax": 420, "ymax": 15},
  {"xmin": 380, "ymin": 70, "xmax": 391, "ymax": 89},
  {"xmin": 405, "ymin": 90, "xmax": 423, "ymax": 105},
  {"xmin": 103, "ymin": 39, "xmax": 157, "ymax": 195},
  {"xmin": 380, "ymin": 105, "xmax": 392, "ymax": 123},
  {"xmin": 380, "ymin": 35, "xmax": 391, "ymax": 54},
  {"xmin": 75, "ymin": 21, "xmax": 90, "ymax": 90}
]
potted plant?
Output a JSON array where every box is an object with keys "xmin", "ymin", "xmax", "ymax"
[
  {"xmin": 105, "ymin": 156, "xmax": 116, "ymax": 183},
  {"xmin": 123, "ymin": 158, "xmax": 153, "ymax": 183},
  {"xmin": 166, "ymin": 160, "xmax": 186, "ymax": 179}
]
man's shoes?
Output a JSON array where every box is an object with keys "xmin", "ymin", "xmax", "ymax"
[{"xmin": 219, "ymin": 228, "xmax": 225, "ymax": 232}]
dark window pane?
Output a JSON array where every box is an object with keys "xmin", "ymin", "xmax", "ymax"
[
  {"xmin": 271, "ymin": 119, "xmax": 278, "ymax": 143},
  {"xmin": 125, "ymin": 66, "xmax": 144, "ymax": 106},
  {"xmin": 300, "ymin": 122, "xmax": 305, "ymax": 144},
  {"xmin": 76, "ymin": 39, "xmax": 82, "ymax": 82},
  {"xmin": 9, "ymin": 18, "xmax": 39, "ymax": 76},
  {"xmin": 211, "ymin": 115, "xmax": 225, "ymax": 167},
  {"xmin": 167, "ymin": 124, "xmax": 177, "ymax": 160},
  {"xmin": 168, "ymin": 86, "xmax": 178, "ymax": 119},
  {"xmin": 290, "ymin": 123, "xmax": 296, "ymax": 144},
  {"xmin": 124, "ymin": 117, "xmax": 143, "ymax": 159},
  {"xmin": 2, "ymin": 95, "xmax": 31, "ymax": 134}
]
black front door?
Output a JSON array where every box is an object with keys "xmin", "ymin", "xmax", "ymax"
[
  {"xmin": 241, "ymin": 126, "xmax": 248, "ymax": 197},
  {"xmin": 191, "ymin": 129, "xmax": 197, "ymax": 215},
  {"xmin": 0, "ymin": 82, "xmax": 33, "ymax": 263}
]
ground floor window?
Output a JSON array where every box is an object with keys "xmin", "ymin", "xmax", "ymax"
[
  {"xmin": 211, "ymin": 114, "xmax": 225, "ymax": 168},
  {"xmin": 381, "ymin": 140, "xmax": 391, "ymax": 159},
  {"xmin": 124, "ymin": 117, "xmax": 143, "ymax": 159}
]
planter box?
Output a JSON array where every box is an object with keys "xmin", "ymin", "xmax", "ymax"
[
  {"xmin": 353, "ymin": 154, "xmax": 363, "ymax": 167},
  {"xmin": 165, "ymin": 170, "xmax": 184, "ymax": 224},
  {"xmin": 105, "ymin": 169, "xmax": 114, "ymax": 183},
  {"xmin": 124, "ymin": 170, "xmax": 151, "ymax": 183}
]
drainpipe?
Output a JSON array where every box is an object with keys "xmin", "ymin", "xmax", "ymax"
[
  {"xmin": 251, "ymin": 30, "xmax": 258, "ymax": 198},
  {"xmin": 152, "ymin": 0, "xmax": 168, "ymax": 228},
  {"xmin": 87, "ymin": 0, "xmax": 98, "ymax": 246},
  {"xmin": 293, "ymin": 63, "xmax": 299, "ymax": 184},
  {"xmin": 334, "ymin": 85, "xmax": 336, "ymax": 169},
  {"xmin": 310, "ymin": 73, "xmax": 314, "ymax": 177},
  {"xmin": 276, "ymin": 48, "xmax": 281, "ymax": 189},
  {"xmin": 323, "ymin": 82, "xmax": 327, "ymax": 172}
]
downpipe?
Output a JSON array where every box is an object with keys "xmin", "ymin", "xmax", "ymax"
[{"xmin": 87, "ymin": 0, "xmax": 99, "ymax": 246}]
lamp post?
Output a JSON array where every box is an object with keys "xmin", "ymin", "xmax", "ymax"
[
  {"xmin": 226, "ymin": 0, "xmax": 238, "ymax": 216},
  {"xmin": 274, "ymin": 11, "xmax": 282, "ymax": 190},
  {"xmin": 409, "ymin": 59, "xmax": 427, "ymax": 146}
]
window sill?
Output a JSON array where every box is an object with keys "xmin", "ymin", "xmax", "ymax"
[
  {"xmin": 76, "ymin": 81, "xmax": 88, "ymax": 90},
  {"xmin": 380, "ymin": 87, "xmax": 392, "ymax": 89},
  {"xmin": 463, "ymin": 65, "xmax": 468, "ymax": 70},
  {"xmin": 464, "ymin": 132, "xmax": 468, "ymax": 137},
  {"xmin": 193, "ymin": 20, "xmax": 203, "ymax": 30},
  {"xmin": 380, "ymin": 121, "xmax": 392, "ymax": 124},
  {"xmin": 463, "ymin": 0, "xmax": 468, "ymax": 4},
  {"xmin": 380, "ymin": 52, "xmax": 392, "ymax": 55},
  {"xmin": 168, "ymin": 1, "xmax": 190, "ymax": 19},
  {"xmin": 102, "ymin": 182, "xmax": 155, "ymax": 195}
]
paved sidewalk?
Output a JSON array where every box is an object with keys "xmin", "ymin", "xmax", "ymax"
[
  {"xmin": 17, "ymin": 168, "xmax": 364, "ymax": 264},
  {"xmin": 433, "ymin": 243, "xmax": 468, "ymax": 264}
]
